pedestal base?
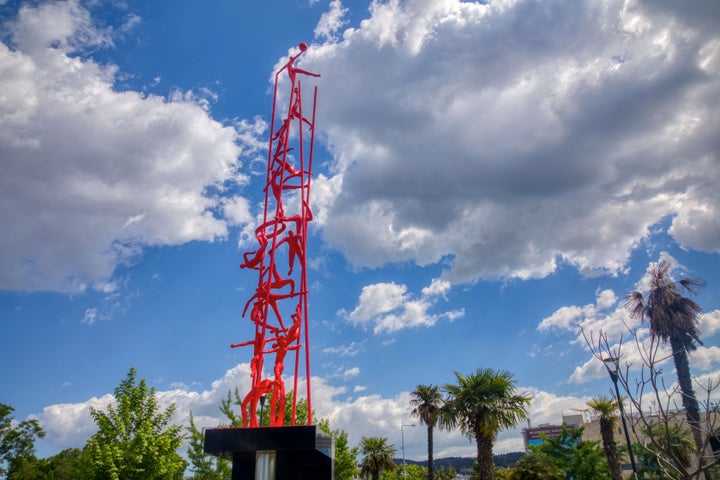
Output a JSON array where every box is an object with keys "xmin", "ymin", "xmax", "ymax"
[{"xmin": 204, "ymin": 425, "xmax": 333, "ymax": 479}]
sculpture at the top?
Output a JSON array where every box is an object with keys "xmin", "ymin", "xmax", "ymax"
[{"xmin": 232, "ymin": 43, "xmax": 319, "ymax": 427}]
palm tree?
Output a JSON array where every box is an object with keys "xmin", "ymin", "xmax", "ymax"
[
  {"xmin": 359, "ymin": 436, "xmax": 396, "ymax": 480},
  {"xmin": 625, "ymin": 257, "xmax": 706, "ymax": 458},
  {"xmin": 510, "ymin": 452, "xmax": 563, "ymax": 480},
  {"xmin": 638, "ymin": 423, "xmax": 695, "ymax": 477},
  {"xmin": 441, "ymin": 368, "xmax": 531, "ymax": 480},
  {"xmin": 410, "ymin": 384, "xmax": 442, "ymax": 480},
  {"xmin": 586, "ymin": 396, "xmax": 622, "ymax": 480}
]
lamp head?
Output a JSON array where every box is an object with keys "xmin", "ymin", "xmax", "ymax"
[{"xmin": 603, "ymin": 356, "xmax": 619, "ymax": 374}]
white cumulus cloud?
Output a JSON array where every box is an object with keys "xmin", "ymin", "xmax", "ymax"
[
  {"xmin": 314, "ymin": 0, "xmax": 349, "ymax": 42},
  {"xmin": 342, "ymin": 278, "xmax": 464, "ymax": 333},
  {"xmin": 0, "ymin": 1, "xmax": 254, "ymax": 293}
]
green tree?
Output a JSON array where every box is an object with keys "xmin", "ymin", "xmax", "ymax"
[
  {"xmin": 494, "ymin": 466, "xmax": 513, "ymax": 480},
  {"xmin": 410, "ymin": 384, "xmax": 442, "ymax": 480},
  {"xmin": 625, "ymin": 257, "xmax": 706, "ymax": 457},
  {"xmin": 360, "ymin": 436, "xmax": 396, "ymax": 480},
  {"xmin": 283, "ymin": 393, "xmax": 309, "ymax": 426},
  {"xmin": 441, "ymin": 368, "xmax": 531, "ymax": 480},
  {"xmin": 586, "ymin": 396, "xmax": 622, "ymax": 480},
  {"xmin": 218, "ymin": 388, "xmax": 243, "ymax": 427},
  {"xmin": 381, "ymin": 463, "xmax": 426, "ymax": 480},
  {"xmin": 1, "ymin": 403, "xmax": 45, "ymax": 478},
  {"xmin": 186, "ymin": 411, "xmax": 231, "ymax": 480},
  {"xmin": 531, "ymin": 425, "xmax": 610, "ymax": 480},
  {"xmin": 403, "ymin": 464, "xmax": 427, "ymax": 480},
  {"xmin": 635, "ymin": 423, "xmax": 694, "ymax": 479},
  {"xmin": 510, "ymin": 452, "xmax": 563, "ymax": 480},
  {"xmin": 318, "ymin": 419, "xmax": 359, "ymax": 480},
  {"xmin": 8, "ymin": 447, "xmax": 94, "ymax": 480},
  {"xmin": 85, "ymin": 367, "xmax": 186, "ymax": 480},
  {"xmin": 46, "ymin": 448, "xmax": 93, "ymax": 480},
  {"xmin": 6, "ymin": 456, "xmax": 51, "ymax": 480},
  {"xmin": 435, "ymin": 465, "xmax": 457, "ymax": 480}
]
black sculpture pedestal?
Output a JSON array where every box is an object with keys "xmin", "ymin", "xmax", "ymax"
[{"xmin": 204, "ymin": 425, "xmax": 333, "ymax": 480}]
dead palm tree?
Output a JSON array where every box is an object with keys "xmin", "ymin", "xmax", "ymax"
[
  {"xmin": 625, "ymin": 257, "xmax": 706, "ymax": 459},
  {"xmin": 410, "ymin": 384, "xmax": 442, "ymax": 480},
  {"xmin": 586, "ymin": 396, "xmax": 623, "ymax": 480},
  {"xmin": 441, "ymin": 368, "xmax": 531, "ymax": 480}
]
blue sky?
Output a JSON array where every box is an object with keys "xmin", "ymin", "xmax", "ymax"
[{"xmin": 1, "ymin": 0, "xmax": 719, "ymax": 462}]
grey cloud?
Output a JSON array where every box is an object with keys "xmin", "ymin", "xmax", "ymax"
[{"xmin": 301, "ymin": 0, "xmax": 720, "ymax": 282}]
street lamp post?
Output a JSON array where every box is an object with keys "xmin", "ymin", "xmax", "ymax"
[
  {"xmin": 259, "ymin": 395, "xmax": 266, "ymax": 427},
  {"xmin": 401, "ymin": 423, "xmax": 416, "ymax": 480},
  {"xmin": 603, "ymin": 357, "xmax": 639, "ymax": 479}
]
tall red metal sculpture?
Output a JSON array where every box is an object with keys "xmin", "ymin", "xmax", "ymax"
[{"xmin": 232, "ymin": 42, "xmax": 319, "ymax": 428}]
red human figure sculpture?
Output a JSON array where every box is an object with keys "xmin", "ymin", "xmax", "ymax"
[
  {"xmin": 242, "ymin": 282, "xmax": 296, "ymax": 331},
  {"xmin": 289, "ymin": 86, "xmax": 313, "ymax": 127},
  {"xmin": 240, "ymin": 231, "xmax": 267, "ymax": 270},
  {"xmin": 266, "ymin": 304, "xmax": 303, "ymax": 380},
  {"xmin": 277, "ymin": 230, "xmax": 304, "ymax": 275},
  {"xmin": 235, "ymin": 43, "xmax": 319, "ymax": 427},
  {"xmin": 241, "ymin": 378, "xmax": 274, "ymax": 428},
  {"xmin": 231, "ymin": 329, "xmax": 270, "ymax": 394},
  {"xmin": 241, "ymin": 218, "xmax": 288, "ymax": 270},
  {"xmin": 283, "ymin": 42, "xmax": 320, "ymax": 86}
]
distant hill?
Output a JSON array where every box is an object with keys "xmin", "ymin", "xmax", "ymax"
[
  {"xmin": 493, "ymin": 452, "xmax": 525, "ymax": 468},
  {"xmin": 398, "ymin": 452, "xmax": 524, "ymax": 471}
]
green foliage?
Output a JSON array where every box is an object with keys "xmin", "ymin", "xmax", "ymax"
[
  {"xmin": 1, "ymin": 402, "xmax": 45, "ymax": 478},
  {"xmin": 283, "ymin": 393, "xmax": 309, "ymax": 426},
  {"xmin": 435, "ymin": 465, "xmax": 457, "ymax": 480},
  {"xmin": 380, "ymin": 463, "xmax": 426, "ymax": 480},
  {"xmin": 441, "ymin": 369, "xmax": 531, "ymax": 440},
  {"xmin": 85, "ymin": 367, "xmax": 186, "ymax": 480},
  {"xmin": 218, "ymin": 389, "xmax": 243, "ymax": 427},
  {"xmin": 707, "ymin": 464, "xmax": 720, "ymax": 480},
  {"xmin": 585, "ymin": 397, "xmax": 618, "ymax": 428},
  {"xmin": 186, "ymin": 411, "xmax": 231, "ymax": 480},
  {"xmin": 6, "ymin": 455, "xmax": 51, "ymax": 480},
  {"xmin": 441, "ymin": 368, "xmax": 531, "ymax": 480},
  {"xmin": 360, "ymin": 436, "xmax": 396, "ymax": 480},
  {"xmin": 509, "ymin": 452, "xmax": 563, "ymax": 480},
  {"xmin": 7, "ymin": 448, "xmax": 94, "ymax": 480},
  {"xmin": 318, "ymin": 419, "xmax": 359, "ymax": 480},
  {"xmin": 404, "ymin": 464, "xmax": 427, "ymax": 480},
  {"xmin": 530, "ymin": 425, "xmax": 610, "ymax": 480},
  {"xmin": 410, "ymin": 384, "xmax": 442, "ymax": 429},
  {"xmin": 633, "ymin": 423, "xmax": 695, "ymax": 480},
  {"xmin": 46, "ymin": 448, "xmax": 93, "ymax": 480},
  {"xmin": 494, "ymin": 466, "xmax": 513, "ymax": 480}
]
